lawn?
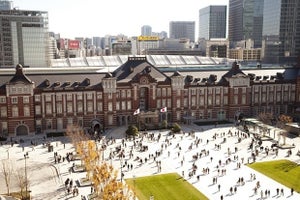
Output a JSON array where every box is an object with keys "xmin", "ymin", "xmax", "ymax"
[
  {"xmin": 125, "ymin": 173, "xmax": 208, "ymax": 200},
  {"xmin": 248, "ymin": 159, "xmax": 300, "ymax": 192}
]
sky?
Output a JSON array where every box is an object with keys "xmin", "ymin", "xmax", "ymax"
[{"xmin": 13, "ymin": 0, "xmax": 228, "ymax": 39}]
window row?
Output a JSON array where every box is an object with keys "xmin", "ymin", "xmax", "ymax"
[{"xmin": 36, "ymin": 92, "xmax": 103, "ymax": 102}]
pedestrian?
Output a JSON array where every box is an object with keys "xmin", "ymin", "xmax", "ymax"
[
  {"xmin": 291, "ymin": 188, "xmax": 294, "ymax": 195},
  {"xmin": 218, "ymin": 184, "xmax": 221, "ymax": 192}
]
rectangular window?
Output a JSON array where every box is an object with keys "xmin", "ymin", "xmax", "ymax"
[
  {"xmin": 157, "ymin": 88, "xmax": 161, "ymax": 97},
  {"xmin": 215, "ymin": 88, "xmax": 220, "ymax": 94},
  {"xmin": 77, "ymin": 102, "xmax": 83, "ymax": 112},
  {"xmin": 0, "ymin": 96, "xmax": 6, "ymax": 103},
  {"xmin": 176, "ymin": 99, "xmax": 180, "ymax": 108},
  {"xmin": 157, "ymin": 99, "xmax": 161, "ymax": 108},
  {"xmin": 2, "ymin": 122, "xmax": 8, "ymax": 134},
  {"xmin": 67, "ymin": 118, "xmax": 73, "ymax": 125},
  {"xmin": 77, "ymin": 93, "xmax": 83, "ymax": 100},
  {"xmin": 67, "ymin": 102, "xmax": 73, "ymax": 113},
  {"xmin": 97, "ymin": 92, "xmax": 102, "ymax": 99},
  {"xmin": 108, "ymin": 115, "xmax": 113, "ymax": 125},
  {"xmin": 45, "ymin": 95, "xmax": 51, "ymax": 102},
  {"xmin": 67, "ymin": 93, "xmax": 72, "ymax": 101},
  {"xmin": 56, "ymin": 94, "xmax": 62, "ymax": 101},
  {"xmin": 207, "ymin": 96, "xmax": 212, "ymax": 105},
  {"xmin": 127, "ymin": 90, "xmax": 131, "ymax": 98},
  {"xmin": 167, "ymin": 99, "xmax": 171, "ymax": 107},
  {"xmin": 23, "ymin": 96, "xmax": 29, "ymax": 103},
  {"xmin": 116, "ymin": 101, "xmax": 120, "ymax": 110},
  {"xmin": 234, "ymin": 88, "xmax": 239, "ymax": 94},
  {"xmin": 120, "ymin": 101, "xmax": 125, "ymax": 110},
  {"xmin": 0, "ymin": 107, "xmax": 7, "ymax": 117},
  {"xmin": 191, "ymin": 96, "xmax": 196, "ymax": 106},
  {"xmin": 108, "ymin": 102, "xmax": 113, "ymax": 111},
  {"xmin": 78, "ymin": 118, "xmax": 83, "ymax": 127},
  {"xmin": 127, "ymin": 101, "xmax": 131, "ymax": 110},
  {"xmin": 215, "ymin": 95, "xmax": 220, "ymax": 105},
  {"xmin": 46, "ymin": 103, "xmax": 52, "ymax": 114},
  {"xmin": 97, "ymin": 102, "xmax": 103, "ymax": 111},
  {"xmin": 46, "ymin": 120, "xmax": 52, "ymax": 129},
  {"xmin": 223, "ymin": 88, "xmax": 228, "ymax": 94},
  {"xmin": 24, "ymin": 106, "xmax": 30, "ymax": 116},
  {"xmin": 162, "ymin": 88, "xmax": 166, "ymax": 97},
  {"xmin": 57, "ymin": 118, "xmax": 63, "ymax": 130},
  {"xmin": 12, "ymin": 97, "xmax": 18, "ymax": 104},
  {"xmin": 12, "ymin": 106, "xmax": 18, "ymax": 117},
  {"xmin": 87, "ymin": 93, "xmax": 93, "ymax": 100},
  {"xmin": 56, "ymin": 103, "xmax": 62, "ymax": 114},
  {"xmin": 234, "ymin": 95, "xmax": 238, "ymax": 104},
  {"xmin": 121, "ymin": 90, "xmax": 126, "ymax": 98},
  {"xmin": 35, "ymin": 95, "xmax": 41, "ymax": 102},
  {"xmin": 223, "ymin": 96, "xmax": 228, "ymax": 105},
  {"xmin": 242, "ymin": 95, "xmax": 246, "ymax": 104},
  {"xmin": 199, "ymin": 96, "xmax": 204, "ymax": 106},
  {"xmin": 167, "ymin": 88, "xmax": 171, "ymax": 96},
  {"xmin": 35, "ymin": 105, "xmax": 41, "ymax": 115},
  {"xmin": 87, "ymin": 101, "xmax": 93, "ymax": 112},
  {"xmin": 184, "ymin": 98, "xmax": 188, "ymax": 107}
]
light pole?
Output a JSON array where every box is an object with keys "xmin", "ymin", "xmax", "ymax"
[
  {"xmin": 110, "ymin": 148, "xmax": 112, "ymax": 166},
  {"xmin": 24, "ymin": 153, "xmax": 28, "ymax": 199},
  {"xmin": 120, "ymin": 153, "xmax": 123, "ymax": 182}
]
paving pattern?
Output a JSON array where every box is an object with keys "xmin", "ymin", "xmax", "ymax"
[{"xmin": 0, "ymin": 124, "xmax": 299, "ymax": 200}]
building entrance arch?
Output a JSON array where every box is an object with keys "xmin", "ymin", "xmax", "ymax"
[
  {"xmin": 90, "ymin": 119, "xmax": 102, "ymax": 135},
  {"xmin": 16, "ymin": 125, "xmax": 29, "ymax": 136}
]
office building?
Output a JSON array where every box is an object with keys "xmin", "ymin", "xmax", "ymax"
[
  {"xmin": 141, "ymin": 25, "xmax": 152, "ymax": 36},
  {"xmin": 199, "ymin": 5, "xmax": 227, "ymax": 40},
  {"xmin": 228, "ymin": 0, "xmax": 264, "ymax": 48},
  {"xmin": 0, "ymin": 7, "xmax": 51, "ymax": 68},
  {"xmin": 169, "ymin": 21, "xmax": 195, "ymax": 42},
  {"xmin": 0, "ymin": 0, "xmax": 12, "ymax": 10},
  {"xmin": 262, "ymin": 0, "xmax": 300, "ymax": 64}
]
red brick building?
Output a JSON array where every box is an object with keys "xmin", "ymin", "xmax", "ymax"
[{"xmin": 0, "ymin": 56, "xmax": 298, "ymax": 137}]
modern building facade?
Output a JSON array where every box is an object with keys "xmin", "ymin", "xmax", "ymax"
[
  {"xmin": 0, "ymin": 57, "xmax": 298, "ymax": 137},
  {"xmin": 169, "ymin": 21, "xmax": 195, "ymax": 42},
  {"xmin": 0, "ymin": 6, "xmax": 51, "ymax": 68},
  {"xmin": 228, "ymin": 0, "xmax": 264, "ymax": 48},
  {"xmin": 262, "ymin": 0, "xmax": 300, "ymax": 64},
  {"xmin": 199, "ymin": 5, "xmax": 227, "ymax": 40},
  {"xmin": 141, "ymin": 25, "xmax": 152, "ymax": 36}
]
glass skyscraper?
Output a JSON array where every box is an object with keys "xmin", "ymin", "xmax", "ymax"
[
  {"xmin": 228, "ymin": 0, "xmax": 264, "ymax": 48},
  {"xmin": 169, "ymin": 21, "xmax": 195, "ymax": 42},
  {"xmin": 141, "ymin": 25, "xmax": 152, "ymax": 36},
  {"xmin": 262, "ymin": 0, "xmax": 300, "ymax": 64},
  {"xmin": 0, "ymin": 6, "xmax": 51, "ymax": 67},
  {"xmin": 199, "ymin": 5, "xmax": 227, "ymax": 40}
]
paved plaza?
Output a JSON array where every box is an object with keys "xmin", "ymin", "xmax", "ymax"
[{"xmin": 0, "ymin": 123, "xmax": 300, "ymax": 200}]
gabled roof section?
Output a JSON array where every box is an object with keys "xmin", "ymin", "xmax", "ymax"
[
  {"xmin": 112, "ymin": 56, "xmax": 169, "ymax": 83},
  {"xmin": 219, "ymin": 61, "xmax": 247, "ymax": 84},
  {"xmin": 8, "ymin": 64, "xmax": 33, "ymax": 84}
]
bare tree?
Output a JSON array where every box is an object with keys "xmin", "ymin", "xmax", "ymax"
[
  {"xmin": 1, "ymin": 159, "xmax": 13, "ymax": 195},
  {"xmin": 15, "ymin": 165, "xmax": 30, "ymax": 200}
]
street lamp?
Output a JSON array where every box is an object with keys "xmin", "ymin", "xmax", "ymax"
[
  {"xmin": 24, "ymin": 153, "xmax": 28, "ymax": 200},
  {"xmin": 110, "ymin": 148, "xmax": 112, "ymax": 166},
  {"xmin": 120, "ymin": 153, "xmax": 123, "ymax": 182}
]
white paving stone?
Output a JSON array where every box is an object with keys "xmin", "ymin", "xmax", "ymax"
[{"xmin": 0, "ymin": 124, "xmax": 299, "ymax": 200}]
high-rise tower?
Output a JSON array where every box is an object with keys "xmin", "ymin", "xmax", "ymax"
[{"xmin": 199, "ymin": 5, "xmax": 227, "ymax": 40}]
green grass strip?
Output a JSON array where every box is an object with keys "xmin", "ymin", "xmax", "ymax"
[
  {"xmin": 248, "ymin": 159, "xmax": 300, "ymax": 192},
  {"xmin": 126, "ymin": 173, "xmax": 208, "ymax": 200}
]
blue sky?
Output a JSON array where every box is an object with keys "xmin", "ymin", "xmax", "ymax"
[{"xmin": 13, "ymin": 0, "xmax": 228, "ymax": 39}]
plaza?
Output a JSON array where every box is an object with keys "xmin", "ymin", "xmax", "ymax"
[{"xmin": 0, "ymin": 123, "xmax": 299, "ymax": 200}]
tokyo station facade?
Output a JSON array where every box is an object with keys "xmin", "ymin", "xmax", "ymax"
[{"xmin": 0, "ymin": 56, "xmax": 299, "ymax": 137}]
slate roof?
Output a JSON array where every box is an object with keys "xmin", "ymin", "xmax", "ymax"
[
  {"xmin": 8, "ymin": 64, "xmax": 33, "ymax": 84},
  {"xmin": 112, "ymin": 57, "xmax": 169, "ymax": 83}
]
